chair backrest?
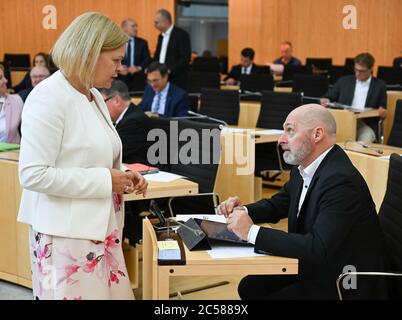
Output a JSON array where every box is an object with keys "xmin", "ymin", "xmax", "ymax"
[
  {"xmin": 329, "ymin": 65, "xmax": 354, "ymax": 85},
  {"xmin": 292, "ymin": 74, "xmax": 329, "ymax": 97},
  {"xmin": 282, "ymin": 65, "xmax": 312, "ymax": 81},
  {"xmin": 306, "ymin": 58, "xmax": 332, "ymax": 71},
  {"xmin": 377, "ymin": 66, "xmax": 402, "ymax": 85},
  {"xmin": 199, "ymin": 88, "xmax": 240, "ymax": 125},
  {"xmin": 169, "ymin": 119, "xmax": 221, "ymax": 214},
  {"xmin": 393, "ymin": 57, "xmax": 402, "ymax": 69},
  {"xmin": 257, "ymin": 91, "xmax": 302, "ymax": 129},
  {"xmin": 3, "ymin": 53, "xmax": 31, "ymax": 69},
  {"xmin": 344, "ymin": 58, "xmax": 355, "ymax": 68},
  {"xmin": 387, "ymin": 99, "xmax": 402, "ymax": 147},
  {"xmin": 170, "ymin": 119, "xmax": 221, "ymax": 193},
  {"xmin": 378, "ymin": 153, "xmax": 402, "ymax": 298},
  {"xmin": 240, "ymin": 73, "xmax": 274, "ymax": 93},
  {"xmin": 187, "ymin": 71, "xmax": 221, "ymax": 93},
  {"xmin": 191, "ymin": 57, "xmax": 221, "ymax": 73}
]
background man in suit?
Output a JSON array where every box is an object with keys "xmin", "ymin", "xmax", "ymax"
[
  {"xmin": 100, "ymin": 80, "xmax": 150, "ymax": 165},
  {"xmin": 218, "ymin": 104, "xmax": 386, "ymax": 300},
  {"xmin": 153, "ymin": 9, "xmax": 191, "ymax": 90},
  {"xmin": 139, "ymin": 62, "xmax": 189, "ymax": 118},
  {"xmin": 321, "ymin": 52, "xmax": 387, "ymax": 142},
  {"xmin": 119, "ymin": 18, "xmax": 151, "ymax": 91},
  {"xmin": 18, "ymin": 66, "xmax": 50, "ymax": 102},
  {"xmin": 224, "ymin": 47, "xmax": 264, "ymax": 85}
]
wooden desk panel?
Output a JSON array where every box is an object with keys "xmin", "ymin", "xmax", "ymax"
[{"xmin": 142, "ymin": 218, "xmax": 298, "ymax": 300}]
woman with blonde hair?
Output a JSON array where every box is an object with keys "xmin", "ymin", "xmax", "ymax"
[{"xmin": 17, "ymin": 12, "xmax": 147, "ymax": 300}]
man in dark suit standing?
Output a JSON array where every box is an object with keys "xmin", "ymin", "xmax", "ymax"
[
  {"xmin": 218, "ymin": 104, "xmax": 387, "ymax": 300},
  {"xmin": 321, "ymin": 53, "xmax": 387, "ymax": 142},
  {"xmin": 153, "ymin": 9, "xmax": 191, "ymax": 91},
  {"xmin": 119, "ymin": 19, "xmax": 151, "ymax": 92},
  {"xmin": 224, "ymin": 48, "xmax": 265, "ymax": 85},
  {"xmin": 100, "ymin": 80, "xmax": 150, "ymax": 165},
  {"xmin": 139, "ymin": 62, "xmax": 189, "ymax": 118}
]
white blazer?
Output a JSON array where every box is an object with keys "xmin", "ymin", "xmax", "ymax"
[{"xmin": 17, "ymin": 71, "xmax": 123, "ymax": 241}]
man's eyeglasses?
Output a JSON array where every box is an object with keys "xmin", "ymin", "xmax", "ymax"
[
  {"xmin": 104, "ymin": 95, "xmax": 115, "ymax": 102},
  {"xmin": 354, "ymin": 68, "xmax": 370, "ymax": 73}
]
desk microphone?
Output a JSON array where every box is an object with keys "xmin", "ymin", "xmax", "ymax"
[
  {"xmin": 187, "ymin": 111, "xmax": 228, "ymax": 126},
  {"xmin": 356, "ymin": 141, "xmax": 384, "ymax": 154},
  {"xmin": 167, "ymin": 217, "xmax": 204, "ymax": 237}
]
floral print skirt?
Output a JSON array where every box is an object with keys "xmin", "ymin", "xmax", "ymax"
[{"xmin": 29, "ymin": 194, "xmax": 134, "ymax": 300}]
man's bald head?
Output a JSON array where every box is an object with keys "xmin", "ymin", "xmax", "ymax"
[
  {"xmin": 121, "ymin": 19, "xmax": 138, "ymax": 37},
  {"xmin": 288, "ymin": 104, "xmax": 337, "ymax": 138}
]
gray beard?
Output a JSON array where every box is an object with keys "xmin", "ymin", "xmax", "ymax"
[{"xmin": 282, "ymin": 139, "xmax": 312, "ymax": 165}]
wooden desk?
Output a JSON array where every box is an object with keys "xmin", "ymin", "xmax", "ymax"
[
  {"xmin": 384, "ymin": 91, "xmax": 402, "ymax": 144},
  {"xmin": 0, "ymin": 152, "xmax": 198, "ymax": 289},
  {"xmin": 131, "ymin": 97, "xmax": 142, "ymax": 105},
  {"xmin": 343, "ymin": 142, "xmax": 402, "ymax": 210},
  {"xmin": 142, "ymin": 218, "xmax": 298, "ymax": 300}
]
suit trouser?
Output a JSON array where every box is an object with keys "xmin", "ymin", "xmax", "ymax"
[{"xmin": 238, "ymin": 275, "xmax": 336, "ymax": 300}]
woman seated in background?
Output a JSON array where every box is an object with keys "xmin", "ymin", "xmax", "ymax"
[
  {"xmin": 13, "ymin": 52, "xmax": 50, "ymax": 93},
  {"xmin": 0, "ymin": 64, "xmax": 23, "ymax": 143}
]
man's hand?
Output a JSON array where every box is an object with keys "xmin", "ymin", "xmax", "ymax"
[
  {"xmin": 225, "ymin": 78, "xmax": 237, "ymax": 85},
  {"xmin": 217, "ymin": 196, "xmax": 242, "ymax": 218},
  {"xmin": 119, "ymin": 65, "xmax": 129, "ymax": 76},
  {"xmin": 227, "ymin": 208, "xmax": 253, "ymax": 241},
  {"xmin": 320, "ymin": 98, "xmax": 330, "ymax": 107},
  {"xmin": 128, "ymin": 66, "xmax": 141, "ymax": 74},
  {"xmin": 378, "ymin": 107, "xmax": 387, "ymax": 119}
]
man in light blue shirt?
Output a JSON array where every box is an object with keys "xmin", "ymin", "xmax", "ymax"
[{"xmin": 139, "ymin": 62, "xmax": 189, "ymax": 118}]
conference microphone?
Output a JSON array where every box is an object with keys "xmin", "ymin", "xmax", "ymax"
[
  {"xmin": 187, "ymin": 111, "xmax": 228, "ymax": 126},
  {"xmin": 356, "ymin": 141, "xmax": 384, "ymax": 155},
  {"xmin": 240, "ymin": 90, "xmax": 262, "ymax": 97},
  {"xmin": 166, "ymin": 217, "xmax": 204, "ymax": 237}
]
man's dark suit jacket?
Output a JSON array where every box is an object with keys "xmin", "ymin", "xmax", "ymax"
[
  {"xmin": 153, "ymin": 26, "xmax": 191, "ymax": 90},
  {"xmin": 224, "ymin": 64, "xmax": 266, "ymax": 82},
  {"xmin": 324, "ymin": 75, "xmax": 387, "ymax": 136},
  {"xmin": 139, "ymin": 83, "xmax": 189, "ymax": 118},
  {"xmin": 245, "ymin": 145, "xmax": 387, "ymax": 299},
  {"xmin": 115, "ymin": 103, "xmax": 151, "ymax": 164},
  {"xmin": 120, "ymin": 37, "xmax": 151, "ymax": 92},
  {"xmin": 122, "ymin": 36, "xmax": 151, "ymax": 70}
]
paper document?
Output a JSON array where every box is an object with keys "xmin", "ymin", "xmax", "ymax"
[
  {"xmin": 158, "ymin": 240, "xmax": 181, "ymax": 260},
  {"xmin": 144, "ymin": 171, "xmax": 183, "ymax": 182},
  {"xmin": 207, "ymin": 245, "xmax": 264, "ymax": 259},
  {"xmin": 175, "ymin": 214, "xmax": 227, "ymax": 223},
  {"xmin": 256, "ymin": 129, "xmax": 284, "ymax": 135},
  {"xmin": 221, "ymin": 127, "xmax": 249, "ymax": 133}
]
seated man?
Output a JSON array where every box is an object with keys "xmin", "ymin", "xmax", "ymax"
[
  {"xmin": 218, "ymin": 104, "xmax": 387, "ymax": 300},
  {"xmin": 268, "ymin": 41, "xmax": 302, "ymax": 75},
  {"xmin": 139, "ymin": 62, "xmax": 189, "ymax": 118},
  {"xmin": 321, "ymin": 53, "xmax": 387, "ymax": 143},
  {"xmin": 18, "ymin": 66, "xmax": 50, "ymax": 102},
  {"xmin": 100, "ymin": 80, "xmax": 150, "ymax": 164},
  {"xmin": 224, "ymin": 48, "xmax": 265, "ymax": 85}
]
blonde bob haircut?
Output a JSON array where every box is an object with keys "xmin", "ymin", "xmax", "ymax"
[{"xmin": 52, "ymin": 12, "xmax": 128, "ymax": 90}]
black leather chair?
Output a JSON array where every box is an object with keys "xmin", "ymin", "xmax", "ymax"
[
  {"xmin": 3, "ymin": 53, "xmax": 31, "ymax": 69},
  {"xmin": 329, "ymin": 65, "xmax": 354, "ymax": 85},
  {"xmin": 240, "ymin": 73, "xmax": 274, "ymax": 93},
  {"xmin": 199, "ymin": 88, "xmax": 240, "ymax": 125},
  {"xmin": 336, "ymin": 154, "xmax": 402, "ymax": 299},
  {"xmin": 255, "ymin": 91, "xmax": 301, "ymax": 182},
  {"xmin": 187, "ymin": 71, "xmax": 221, "ymax": 94},
  {"xmin": 387, "ymin": 99, "xmax": 402, "ymax": 147},
  {"xmin": 293, "ymin": 74, "xmax": 329, "ymax": 99},
  {"xmin": 393, "ymin": 57, "xmax": 402, "ymax": 69},
  {"xmin": 377, "ymin": 66, "xmax": 402, "ymax": 85},
  {"xmin": 345, "ymin": 58, "xmax": 355, "ymax": 69},
  {"xmin": 191, "ymin": 57, "xmax": 221, "ymax": 73},
  {"xmin": 282, "ymin": 65, "xmax": 312, "ymax": 82},
  {"xmin": 168, "ymin": 119, "xmax": 222, "ymax": 215},
  {"xmin": 306, "ymin": 58, "xmax": 332, "ymax": 73}
]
